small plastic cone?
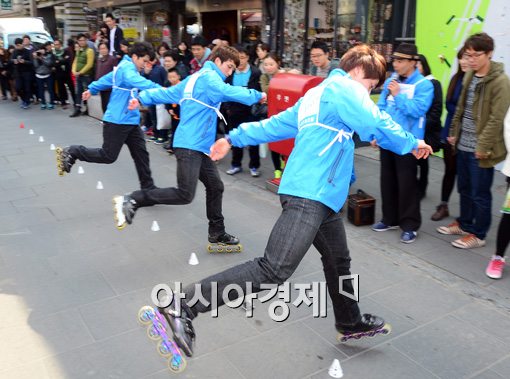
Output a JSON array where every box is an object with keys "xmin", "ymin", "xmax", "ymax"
[
  {"xmin": 328, "ymin": 359, "xmax": 343, "ymax": 378},
  {"xmin": 77, "ymin": 166, "xmax": 84, "ymax": 174},
  {"xmin": 188, "ymin": 252, "xmax": 199, "ymax": 265},
  {"xmin": 38, "ymin": 136, "xmax": 44, "ymax": 142},
  {"xmin": 151, "ymin": 220, "xmax": 160, "ymax": 232},
  {"xmin": 20, "ymin": 122, "xmax": 25, "ymax": 129},
  {"xmin": 29, "ymin": 129, "xmax": 34, "ymax": 135},
  {"xmin": 50, "ymin": 144, "xmax": 56, "ymax": 150},
  {"xmin": 96, "ymin": 181, "xmax": 103, "ymax": 190}
]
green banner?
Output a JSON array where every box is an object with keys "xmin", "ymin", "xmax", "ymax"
[{"xmin": 1, "ymin": 0, "xmax": 13, "ymax": 10}]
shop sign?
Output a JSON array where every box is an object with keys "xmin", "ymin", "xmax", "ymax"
[{"xmin": 1, "ymin": 0, "xmax": 13, "ymax": 10}]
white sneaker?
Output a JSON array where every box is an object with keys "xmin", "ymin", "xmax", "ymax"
[
  {"xmin": 250, "ymin": 168, "xmax": 260, "ymax": 177},
  {"xmin": 226, "ymin": 166, "xmax": 242, "ymax": 175}
]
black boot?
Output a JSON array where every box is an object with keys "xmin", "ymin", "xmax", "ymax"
[
  {"xmin": 112, "ymin": 195, "xmax": 138, "ymax": 230},
  {"xmin": 208, "ymin": 232, "xmax": 240, "ymax": 245},
  {"xmin": 160, "ymin": 304, "xmax": 196, "ymax": 357},
  {"xmin": 69, "ymin": 108, "xmax": 81, "ymax": 118}
]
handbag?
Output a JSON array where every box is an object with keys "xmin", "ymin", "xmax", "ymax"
[{"xmin": 156, "ymin": 104, "xmax": 171, "ymax": 130}]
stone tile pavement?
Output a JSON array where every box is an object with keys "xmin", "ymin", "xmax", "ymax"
[{"xmin": 0, "ymin": 100, "xmax": 509, "ymax": 379}]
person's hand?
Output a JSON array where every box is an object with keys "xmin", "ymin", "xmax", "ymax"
[
  {"xmin": 82, "ymin": 90, "xmax": 91, "ymax": 101},
  {"xmin": 209, "ymin": 138, "xmax": 231, "ymax": 161},
  {"xmin": 259, "ymin": 92, "xmax": 267, "ymax": 104},
  {"xmin": 447, "ymin": 136, "xmax": 456, "ymax": 146},
  {"xmin": 128, "ymin": 98, "xmax": 140, "ymax": 110},
  {"xmin": 388, "ymin": 80, "xmax": 400, "ymax": 97},
  {"xmin": 412, "ymin": 140, "xmax": 433, "ymax": 159},
  {"xmin": 370, "ymin": 139, "xmax": 378, "ymax": 148},
  {"xmin": 475, "ymin": 151, "xmax": 490, "ymax": 159}
]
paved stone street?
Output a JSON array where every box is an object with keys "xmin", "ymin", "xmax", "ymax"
[{"xmin": 1, "ymin": 99, "xmax": 509, "ymax": 379}]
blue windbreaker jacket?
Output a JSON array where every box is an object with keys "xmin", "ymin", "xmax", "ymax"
[
  {"xmin": 88, "ymin": 55, "xmax": 161, "ymax": 125},
  {"xmin": 138, "ymin": 60, "xmax": 263, "ymax": 154},
  {"xmin": 229, "ymin": 69, "xmax": 420, "ymax": 212},
  {"xmin": 377, "ymin": 68, "xmax": 434, "ymax": 139}
]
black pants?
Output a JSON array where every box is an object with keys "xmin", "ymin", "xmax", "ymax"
[
  {"xmin": 380, "ymin": 148, "xmax": 421, "ymax": 232},
  {"xmin": 16, "ymin": 71, "xmax": 32, "ymax": 104},
  {"xmin": 68, "ymin": 122, "xmax": 154, "ymax": 190},
  {"xmin": 54, "ymin": 71, "xmax": 75, "ymax": 104},
  {"xmin": 100, "ymin": 90, "xmax": 111, "ymax": 114},
  {"xmin": 441, "ymin": 143, "xmax": 457, "ymax": 203},
  {"xmin": 231, "ymin": 146, "xmax": 260, "ymax": 169},
  {"xmin": 130, "ymin": 148, "xmax": 225, "ymax": 237},
  {"xmin": 496, "ymin": 177, "xmax": 510, "ymax": 257}
]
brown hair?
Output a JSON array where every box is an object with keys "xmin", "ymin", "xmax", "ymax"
[
  {"xmin": 339, "ymin": 44, "xmax": 386, "ymax": 87},
  {"xmin": 209, "ymin": 45, "xmax": 240, "ymax": 67},
  {"xmin": 446, "ymin": 47, "xmax": 466, "ymax": 102},
  {"xmin": 264, "ymin": 52, "xmax": 282, "ymax": 68},
  {"xmin": 464, "ymin": 32, "xmax": 494, "ymax": 53}
]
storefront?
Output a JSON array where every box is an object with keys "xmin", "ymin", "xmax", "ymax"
[{"xmin": 270, "ymin": 0, "xmax": 416, "ymax": 72}]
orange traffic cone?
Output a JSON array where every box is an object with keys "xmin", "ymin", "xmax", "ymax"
[{"xmin": 20, "ymin": 122, "xmax": 25, "ymax": 129}]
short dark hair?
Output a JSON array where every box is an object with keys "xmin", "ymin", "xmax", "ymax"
[
  {"xmin": 168, "ymin": 67, "xmax": 182, "ymax": 78},
  {"xmin": 339, "ymin": 44, "xmax": 386, "ymax": 87},
  {"xmin": 105, "ymin": 13, "xmax": 115, "ymax": 21},
  {"xmin": 22, "ymin": 35, "xmax": 30, "ymax": 40},
  {"xmin": 310, "ymin": 41, "xmax": 329, "ymax": 54},
  {"xmin": 233, "ymin": 44, "xmax": 249, "ymax": 56},
  {"xmin": 14, "ymin": 38, "xmax": 23, "ymax": 45},
  {"xmin": 44, "ymin": 41, "xmax": 53, "ymax": 48},
  {"xmin": 77, "ymin": 33, "xmax": 87, "ymax": 40},
  {"xmin": 257, "ymin": 43, "xmax": 270, "ymax": 52},
  {"xmin": 129, "ymin": 42, "xmax": 154, "ymax": 59},
  {"xmin": 191, "ymin": 35, "xmax": 208, "ymax": 47},
  {"xmin": 417, "ymin": 54, "xmax": 431, "ymax": 76},
  {"xmin": 464, "ymin": 32, "xmax": 494, "ymax": 53},
  {"xmin": 209, "ymin": 45, "xmax": 240, "ymax": 67},
  {"xmin": 163, "ymin": 50, "xmax": 180, "ymax": 61},
  {"xmin": 265, "ymin": 52, "xmax": 282, "ymax": 67},
  {"xmin": 120, "ymin": 39, "xmax": 130, "ymax": 47},
  {"xmin": 98, "ymin": 42, "xmax": 109, "ymax": 51}
]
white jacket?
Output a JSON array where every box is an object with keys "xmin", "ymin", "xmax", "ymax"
[{"xmin": 503, "ymin": 107, "xmax": 510, "ymax": 177}]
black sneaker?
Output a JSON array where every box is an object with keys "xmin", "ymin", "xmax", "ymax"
[
  {"xmin": 69, "ymin": 108, "xmax": 81, "ymax": 118},
  {"xmin": 336, "ymin": 313, "xmax": 391, "ymax": 342},
  {"xmin": 160, "ymin": 305, "xmax": 196, "ymax": 357},
  {"xmin": 112, "ymin": 195, "xmax": 137, "ymax": 230},
  {"xmin": 56, "ymin": 147, "xmax": 75, "ymax": 175},
  {"xmin": 208, "ymin": 232, "xmax": 240, "ymax": 245}
]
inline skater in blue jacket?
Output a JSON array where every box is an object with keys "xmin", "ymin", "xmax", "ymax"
[
  {"xmin": 113, "ymin": 46, "xmax": 265, "ymax": 248},
  {"xmin": 152, "ymin": 45, "xmax": 433, "ymax": 357},
  {"xmin": 55, "ymin": 42, "xmax": 161, "ymax": 190}
]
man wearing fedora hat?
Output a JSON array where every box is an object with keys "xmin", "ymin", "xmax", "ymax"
[{"xmin": 372, "ymin": 43, "xmax": 434, "ymax": 244}]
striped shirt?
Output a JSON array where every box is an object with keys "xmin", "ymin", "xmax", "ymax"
[{"xmin": 458, "ymin": 76, "xmax": 482, "ymax": 152}]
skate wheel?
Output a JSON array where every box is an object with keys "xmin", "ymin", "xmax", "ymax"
[
  {"xmin": 235, "ymin": 244, "xmax": 243, "ymax": 253},
  {"xmin": 137, "ymin": 306, "xmax": 155, "ymax": 325},
  {"xmin": 147, "ymin": 323, "xmax": 163, "ymax": 341},
  {"xmin": 225, "ymin": 246, "xmax": 233, "ymax": 253},
  {"xmin": 207, "ymin": 245, "xmax": 214, "ymax": 253},
  {"xmin": 168, "ymin": 355, "xmax": 187, "ymax": 373},
  {"xmin": 380, "ymin": 324, "xmax": 392, "ymax": 335},
  {"xmin": 157, "ymin": 340, "xmax": 173, "ymax": 357},
  {"xmin": 216, "ymin": 246, "xmax": 224, "ymax": 253}
]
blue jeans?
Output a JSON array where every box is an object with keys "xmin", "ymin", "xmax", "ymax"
[
  {"xmin": 131, "ymin": 148, "xmax": 226, "ymax": 237},
  {"xmin": 182, "ymin": 195, "xmax": 362, "ymax": 327},
  {"xmin": 456, "ymin": 150, "xmax": 494, "ymax": 239},
  {"xmin": 75, "ymin": 75, "xmax": 91, "ymax": 108},
  {"xmin": 36, "ymin": 76, "xmax": 55, "ymax": 105}
]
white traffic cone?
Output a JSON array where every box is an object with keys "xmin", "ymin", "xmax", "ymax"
[
  {"xmin": 29, "ymin": 129, "xmax": 34, "ymax": 135},
  {"xmin": 328, "ymin": 359, "xmax": 343, "ymax": 378},
  {"xmin": 38, "ymin": 136, "xmax": 44, "ymax": 142},
  {"xmin": 50, "ymin": 143, "xmax": 56, "ymax": 150},
  {"xmin": 151, "ymin": 220, "xmax": 160, "ymax": 232},
  {"xmin": 96, "ymin": 181, "xmax": 103, "ymax": 190},
  {"xmin": 188, "ymin": 252, "xmax": 199, "ymax": 266},
  {"xmin": 77, "ymin": 166, "xmax": 84, "ymax": 174}
]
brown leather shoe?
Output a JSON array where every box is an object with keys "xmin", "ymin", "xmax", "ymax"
[{"xmin": 431, "ymin": 204, "xmax": 449, "ymax": 221}]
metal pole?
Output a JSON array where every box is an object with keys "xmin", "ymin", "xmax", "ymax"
[
  {"xmin": 302, "ymin": 0, "xmax": 310, "ymax": 73},
  {"xmin": 28, "ymin": 0, "xmax": 37, "ymax": 17},
  {"xmin": 332, "ymin": 0, "xmax": 339, "ymax": 58}
]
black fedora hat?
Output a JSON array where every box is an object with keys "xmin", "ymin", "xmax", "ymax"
[{"xmin": 391, "ymin": 43, "xmax": 419, "ymax": 60}]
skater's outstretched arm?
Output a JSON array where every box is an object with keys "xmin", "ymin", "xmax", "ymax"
[
  {"xmin": 210, "ymin": 76, "xmax": 264, "ymax": 106},
  {"xmin": 87, "ymin": 71, "xmax": 114, "ymax": 93},
  {"xmin": 137, "ymin": 80, "xmax": 185, "ymax": 107}
]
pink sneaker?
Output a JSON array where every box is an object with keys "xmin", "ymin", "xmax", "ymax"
[{"xmin": 486, "ymin": 256, "xmax": 505, "ymax": 279}]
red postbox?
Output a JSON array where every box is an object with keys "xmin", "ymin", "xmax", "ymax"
[{"xmin": 266, "ymin": 73, "xmax": 324, "ymax": 191}]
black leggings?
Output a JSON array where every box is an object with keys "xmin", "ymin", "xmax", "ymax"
[
  {"xmin": 496, "ymin": 177, "xmax": 510, "ymax": 258},
  {"xmin": 441, "ymin": 143, "xmax": 457, "ymax": 203}
]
